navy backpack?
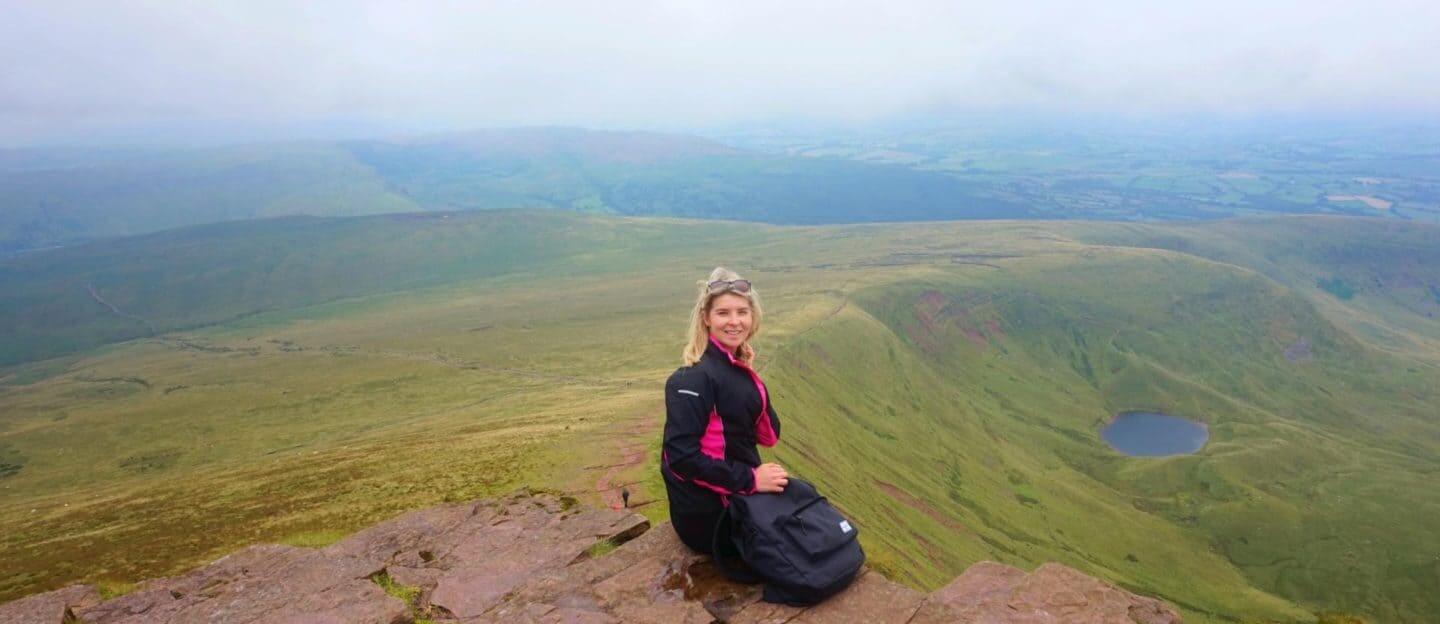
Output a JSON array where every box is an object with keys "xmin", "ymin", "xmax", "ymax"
[{"xmin": 711, "ymin": 477, "xmax": 865, "ymax": 605}]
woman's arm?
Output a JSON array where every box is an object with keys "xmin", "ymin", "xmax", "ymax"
[{"xmin": 662, "ymin": 368, "xmax": 758, "ymax": 495}]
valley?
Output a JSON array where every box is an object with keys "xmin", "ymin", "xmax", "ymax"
[
  {"xmin": 2, "ymin": 213, "xmax": 1437, "ymax": 621},
  {"xmin": 7, "ymin": 122, "xmax": 1438, "ymax": 256}
]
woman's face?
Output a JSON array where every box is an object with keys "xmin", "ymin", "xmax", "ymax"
[{"xmin": 705, "ymin": 292, "xmax": 753, "ymax": 352}]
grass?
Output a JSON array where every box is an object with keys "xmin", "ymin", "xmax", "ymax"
[
  {"xmin": 94, "ymin": 579, "xmax": 140, "ymax": 600},
  {"xmin": 2, "ymin": 212, "xmax": 1438, "ymax": 622},
  {"xmin": 278, "ymin": 529, "xmax": 349, "ymax": 548},
  {"xmin": 584, "ymin": 538, "xmax": 621, "ymax": 559},
  {"xmin": 771, "ymin": 252, "xmax": 1437, "ymax": 621},
  {"xmin": 370, "ymin": 570, "xmax": 429, "ymax": 621}
]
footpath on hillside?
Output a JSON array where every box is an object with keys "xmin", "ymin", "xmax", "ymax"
[{"xmin": 1, "ymin": 490, "xmax": 1182, "ymax": 624}]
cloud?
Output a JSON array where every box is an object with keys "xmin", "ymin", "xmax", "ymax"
[{"xmin": 2, "ymin": 0, "xmax": 1438, "ymax": 144}]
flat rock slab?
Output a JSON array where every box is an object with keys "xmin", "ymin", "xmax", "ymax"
[
  {"xmin": 0, "ymin": 584, "xmax": 99, "ymax": 624},
  {"xmin": 790, "ymin": 570, "xmax": 926, "ymax": 624},
  {"xmin": 73, "ymin": 544, "xmax": 405, "ymax": 624},
  {"xmin": 481, "ymin": 519, "xmax": 722, "ymax": 624},
  {"xmin": 929, "ymin": 560, "xmax": 1183, "ymax": 624},
  {"xmin": 929, "ymin": 560, "xmax": 1030, "ymax": 620},
  {"xmin": 2, "ymin": 490, "xmax": 1184, "ymax": 623}
]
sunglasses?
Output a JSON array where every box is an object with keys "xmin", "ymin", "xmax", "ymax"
[{"xmin": 707, "ymin": 279, "xmax": 752, "ymax": 294}]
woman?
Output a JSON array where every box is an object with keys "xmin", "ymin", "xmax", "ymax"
[{"xmin": 662, "ymin": 267, "xmax": 789, "ymax": 554}]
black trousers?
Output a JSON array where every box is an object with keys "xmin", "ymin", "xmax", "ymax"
[{"xmin": 670, "ymin": 507, "xmax": 723, "ymax": 555}]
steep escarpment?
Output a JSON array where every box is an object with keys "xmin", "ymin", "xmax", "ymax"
[
  {"xmin": 759, "ymin": 247, "xmax": 1437, "ymax": 621},
  {"xmin": 0, "ymin": 490, "xmax": 1180, "ymax": 623}
]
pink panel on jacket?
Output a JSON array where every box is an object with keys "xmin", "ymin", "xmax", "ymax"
[{"xmin": 700, "ymin": 409, "xmax": 726, "ymax": 459}]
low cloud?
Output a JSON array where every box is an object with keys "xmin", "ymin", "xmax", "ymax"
[{"xmin": 2, "ymin": 0, "xmax": 1438, "ymax": 144}]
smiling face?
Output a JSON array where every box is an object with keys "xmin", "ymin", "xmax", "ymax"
[{"xmin": 705, "ymin": 292, "xmax": 753, "ymax": 352}]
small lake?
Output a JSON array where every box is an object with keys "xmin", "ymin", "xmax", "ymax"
[{"xmin": 1101, "ymin": 411, "xmax": 1208, "ymax": 457}]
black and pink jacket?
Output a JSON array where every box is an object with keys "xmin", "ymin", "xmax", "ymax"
[{"xmin": 661, "ymin": 336, "xmax": 781, "ymax": 512}]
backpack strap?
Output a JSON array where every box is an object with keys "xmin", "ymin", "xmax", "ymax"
[{"xmin": 710, "ymin": 504, "xmax": 763, "ymax": 583}]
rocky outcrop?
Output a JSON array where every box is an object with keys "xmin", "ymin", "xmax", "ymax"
[
  {"xmin": 1, "ymin": 490, "xmax": 1182, "ymax": 623},
  {"xmin": 0, "ymin": 585, "xmax": 100, "ymax": 624},
  {"xmin": 925, "ymin": 561, "xmax": 1181, "ymax": 624}
]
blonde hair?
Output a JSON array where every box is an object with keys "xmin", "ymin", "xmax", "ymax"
[{"xmin": 683, "ymin": 267, "xmax": 763, "ymax": 366}]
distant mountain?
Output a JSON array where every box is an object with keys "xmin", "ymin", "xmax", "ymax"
[
  {"xmin": 0, "ymin": 143, "xmax": 420, "ymax": 254},
  {"xmin": 372, "ymin": 126, "xmax": 742, "ymax": 163},
  {"xmin": 8, "ymin": 122, "xmax": 1439, "ymax": 254},
  {"xmin": 0, "ymin": 128, "xmax": 1027, "ymax": 253}
]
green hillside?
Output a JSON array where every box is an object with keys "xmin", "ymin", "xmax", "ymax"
[
  {"xmin": 1074, "ymin": 218, "xmax": 1440, "ymax": 362},
  {"xmin": 2, "ymin": 213, "xmax": 1437, "ymax": 622},
  {"xmin": 0, "ymin": 209, "xmax": 749, "ymax": 366},
  {"xmin": 761, "ymin": 248, "xmax": 1437, "ymax": 621}
]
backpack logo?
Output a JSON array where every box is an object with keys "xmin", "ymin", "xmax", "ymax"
[{"xmin": 839, "ymin": 520, "xmax": 852, "ymax": 533}]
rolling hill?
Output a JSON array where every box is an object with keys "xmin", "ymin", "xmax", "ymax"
[
  {"xmin": 11, "ymin": 122, "xmax": 1437, "ymax": 257},
  {"xmin": 0, "ymin": 128, "xmax": 1024, "ymax": 254}
]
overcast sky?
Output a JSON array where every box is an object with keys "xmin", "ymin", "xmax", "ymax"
[{"xmin": 2, "ymin": 0, "xmax": 1438, "ymax": 145}]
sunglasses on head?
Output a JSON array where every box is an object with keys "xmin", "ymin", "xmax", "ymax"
[{"xmin": 707, "ymin": 279, "xmax": 752, "ymax": 294}]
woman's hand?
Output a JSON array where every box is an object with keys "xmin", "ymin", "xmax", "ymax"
[{"xmin": 754, "ymin": 463, "xmax": 789, "ymax": 493}]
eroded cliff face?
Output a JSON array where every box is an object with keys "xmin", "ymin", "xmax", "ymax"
[{"xmin": 0, "ymin": 490, "xmax": 1181, "ymax": 623}]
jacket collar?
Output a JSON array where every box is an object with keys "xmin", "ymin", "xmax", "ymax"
[{"xmin": 706, "ymin": 335, "xmax": 742, "ymax": 365}]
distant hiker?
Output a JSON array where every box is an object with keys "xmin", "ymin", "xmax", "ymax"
[
  {"xmin": 661, "ymin": 267, "xmax": 786, "ymax": 554},
  {"xmin": 621, "ymin": 487, "xmax": 630, "ymax": 508}
]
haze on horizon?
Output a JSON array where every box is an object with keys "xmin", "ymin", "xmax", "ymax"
[{"xmin": 2, "ymin": 0, "xmax": 1439, "ymax": 146}]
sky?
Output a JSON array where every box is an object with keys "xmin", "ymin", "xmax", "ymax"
[{"xmin": 2, "ymin": 0, "xmax": 1438, "ymax": 145}]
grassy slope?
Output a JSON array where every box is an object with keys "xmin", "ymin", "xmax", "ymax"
[
  {"xmin": 0, "ymin": 209, "xmax": 753, "ymax": 366},
  {"xmin": 764, "ymin": 243, "xmax": 1437, "ymax": 621},
  {"xmin": 1074, "ymin": 217, "xmax": 1440, "ymax": 363},
  {"xmin": 0, "ymin": 270, "xmax": 696, "ymax": 602},
  {"xmin": 2, "ymin": 213, "xmax": 1437, "ymax": 622},
  {"xmin": 0, "ymin": 213, "xmax": 789, "ymax": 602}
]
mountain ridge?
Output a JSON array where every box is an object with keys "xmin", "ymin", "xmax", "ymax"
[{"xmin": 0, "ymin": 127, "xmax": 1024, "ymax": 253}]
